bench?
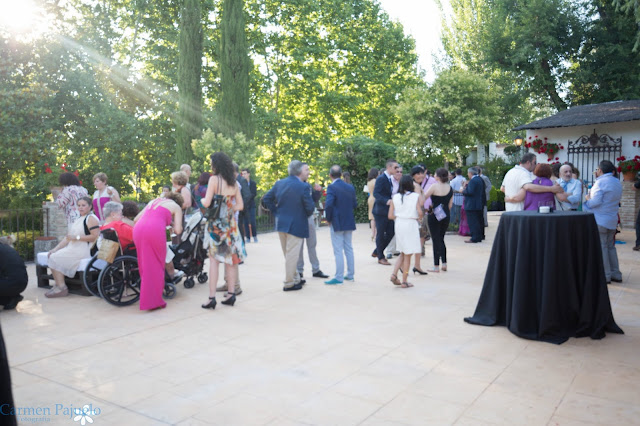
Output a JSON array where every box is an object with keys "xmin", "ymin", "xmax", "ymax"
[{"xmin": 35, "ymin": 252, "xmax": 106, "ymax": 296}]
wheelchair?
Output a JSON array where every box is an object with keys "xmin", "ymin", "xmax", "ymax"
[{"xmin": 90, "ymin": 228, "xmax": 178, "ymax": 306}]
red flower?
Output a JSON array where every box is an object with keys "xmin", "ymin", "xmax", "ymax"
[
  {"xmin": 45, "ymin": 167, "xmax": 52, "ymax": 174},
  {"xmin": 535, "ymin": 135, "xmax": 539, "ymax": 138},
  {"xmin": 634, "ymin": 141, "xmax": 637, "ymax": 147},
  {"xmin": 617, "ymin": 166, "xmax": 622, "ymax": 172},
  {"xmin": 544, "ymin": 137, "xmax": 548, "ymax": 140},
  {"xmin": 73, "ymin": 170, "xmax": 79, "ymax": 177},
  {"xmin": 44, "ymin": 163, "xmax": 48, "ymax": 166},
  {"xmin": 620, "ymin": 156, "xmax": 626, "ymax": 161},
  {"xmin": 555, "ymin": 157, "xmax": 559, "ymax": 160}
]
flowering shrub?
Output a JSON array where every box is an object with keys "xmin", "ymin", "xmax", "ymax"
[
  {"xmin": 524, "ymin": 136, "xmax": 564, "ymax": 159},
  {"xmin": 616, "ymin": 156, "xmax": 640, "ymax": 173},
  {"xmin": 42, "ymin": 162, "xmax": 82, "ymax": 187}
]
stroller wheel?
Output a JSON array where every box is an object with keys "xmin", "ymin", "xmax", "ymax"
[
  {"xmin": 197, "ymin": 273, "xmax": 208, "ymax": 284},
  {"xmin": 184, "ymin": 278, "xmax": 195, "ymax": 289},
  {"xmin": 163, "ymin": 283, "xmax": 177, "ymax": 299}
]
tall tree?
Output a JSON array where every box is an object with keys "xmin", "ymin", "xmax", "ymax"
[
  {"xmin": 440, "ymin": 0, "xmax": 585, "ymax": 111},
  {"xmin": 394, "ymin": 69, "xmax": 502, "ymax": 163},
  {"xmin": 177, "ymin": 0, "xmax": 204, "ymax": 165},
  {"xmin": 216, "ymin": 0, "xmax": 253, "ymax": 139},
  {"xmin": 570, "ymin": 0, "xmax": 640, "ymax": 104}
]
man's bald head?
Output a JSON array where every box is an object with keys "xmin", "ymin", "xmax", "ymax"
[{"xmin": 559, "ymin": 164, "xmax": 573, "ymax": 181}]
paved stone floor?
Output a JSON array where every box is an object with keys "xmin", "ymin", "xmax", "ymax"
[{"xmin": 3, "ymin": 212, "xmax": 640, "ymax": 425}]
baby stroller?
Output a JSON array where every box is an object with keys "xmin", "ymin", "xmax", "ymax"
[{"xmin": 170, "ymin": 212, "xmax": 209, "ymax": 288}]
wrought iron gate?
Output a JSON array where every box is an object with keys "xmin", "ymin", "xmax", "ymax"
[{"xmin": 567, "ymin": 129, "xmax": 621, "ymax": 187}]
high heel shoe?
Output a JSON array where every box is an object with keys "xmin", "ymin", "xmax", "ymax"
[
  {"xmin": 201, "ymin": 297, "xmax": 216, "ymax": 309},
  {"xmin": 412, "ymin": 267, "xmax": 428, "ymax": 275},
  {"xmin": 390, "ymin": 274, "xmax": 401, "ymax": 286},
  {"xmin": 221, "ymin": 292, "xmax": 236, "ymax": 306}
]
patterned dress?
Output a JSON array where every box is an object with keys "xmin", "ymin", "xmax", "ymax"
[
  {"xmin": 56, "ymin": 185, "xmax": 89, "ymax": 229},
  {"xmin": 208, "ymin": 196, "xmax": 246, "ymax": 265}
]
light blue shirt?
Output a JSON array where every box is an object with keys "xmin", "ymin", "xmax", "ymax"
[
  {"xmin": 450, "ymin": 175, "xmax": 465, "ymax": 206},
  {"xmin": 557, "ymin": 178, "xmax": 583, "ymax": 210},
  {"xmin": 583, "ymin": 173, "xmax": 622, "ymax": 229}
]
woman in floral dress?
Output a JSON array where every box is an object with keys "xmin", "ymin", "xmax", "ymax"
[
  {"xmin": 56, "ymin": 173, "xmax": 89, "ymax": 231},
  {"xmin": 200, "ymin": 152, "xmax": 246, "ymax": 309}
]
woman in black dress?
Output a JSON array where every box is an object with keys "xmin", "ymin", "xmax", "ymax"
[{"xmin": 423, "ymin": 168, "xmax": 453, "ymax": 272}]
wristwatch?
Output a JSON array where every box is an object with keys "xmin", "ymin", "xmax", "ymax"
[{"xmin": 76, "ymin": 235, "xmax": 80, "ymax": 241}]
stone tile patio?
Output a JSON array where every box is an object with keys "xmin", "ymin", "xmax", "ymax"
[{"xmin": 3, "ymin": 212, "xmax": 640, "ymax": 425}]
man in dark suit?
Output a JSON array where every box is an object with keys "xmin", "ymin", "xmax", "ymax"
[
  {"xmin": 241, "ymin": 168, "xmax": 258, "ymax": 243},
  {"xmin": 373, "ymin": 159, "xmax": 399, "ymax": 265},
  {"xmin": 461, "ymin": 166, "xmax": 486, "ymax": 243},
  {"xmin": 324, "ymin": 165, "xmax": 358, "ymax": 284},
  {"xmin": 263, "ymin": 160, "xmax": 315, "ymax": 291}
]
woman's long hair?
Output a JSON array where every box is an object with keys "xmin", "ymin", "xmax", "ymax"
[
  {"xmin": 399, "ymin": 175, "xmax": 414, "ymax": 203},
  {"xmin": 210, "ymin": 152, "xmax": 236, "ymax": 186},
  {"xmin": 367, "ymin": 167, "xmax": 379, "ymax": 181}
]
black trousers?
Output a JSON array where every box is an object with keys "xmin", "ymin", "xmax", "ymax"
[
  {"xmin": 0, "ymin": 278, "xmax": 27, "ymax": 305},
  {"xmin": 428, "ymin": 215, "xmax": 449, "ymax": 266},
  {"xmin": 374, "ymin": 214, "xmax": 395, "ymax": 260},
  {"xmin": 466, "ymin": 209, "xmax": 484, "ymax": 242}
]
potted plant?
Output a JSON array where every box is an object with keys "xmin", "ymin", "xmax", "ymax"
[{"xmin": 616, "ymin": 156, "xmax": 640, "ymax": 181}]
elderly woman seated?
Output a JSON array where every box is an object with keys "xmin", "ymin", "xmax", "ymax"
[
  {"xmin": 46, "ymin": 196, "xmax": 100, "ymax": 298},
  {"xmin": 100, "ymin": 201, "xmax": 134, "ymax": 251}
]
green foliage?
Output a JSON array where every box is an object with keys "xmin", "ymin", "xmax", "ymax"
[
  {"xmin": 569, "ymin": 1, "xmax": 640, "ymax": 104},
  {"xmin": 481, "ymin": 156, "xmax": 516, "ymax": 189},
  {"xmin": 394, "ymin": 69, "xmax": 502, "ymax": 162},
  {"xmin": 176, "ymin": 0, "xmax": 204, "ymax": 165},
  {"xmin": 191, "ymin": 130, "xmax": 259, "ymax": 175},
  {"xmin": 326, "ymin": 136, "xmax": 397, "ymax": 179}
]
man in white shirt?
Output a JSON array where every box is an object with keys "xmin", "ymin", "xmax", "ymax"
[
  {"xmin": 449, "ymin": 168, "xmax": 465, "ymax": 225},
  {"xmin": 501, "ymin": 153, "xmax": 564, "ymax": 211}
]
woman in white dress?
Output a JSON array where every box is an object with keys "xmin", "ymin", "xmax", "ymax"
[
  {"xmin": 46, "ymin": 197, "xmax": 100, "ymax": 298},
  {"xmin": 388, "ymin": 175, "xmax": 423, "ymax": 288}
]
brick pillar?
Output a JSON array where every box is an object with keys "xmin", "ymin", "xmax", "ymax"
[
  {"xmin": 620, "ymin": 181, "xmax": 639, "ymax": 229},
  {"xmin": 43, "ymin": 202, "xmax": 69, "ymax": 241}
]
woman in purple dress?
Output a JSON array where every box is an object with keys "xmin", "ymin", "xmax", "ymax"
[
  {"xmin": 458, "ymin": 202, "xmax": 471, "ymax": 236},
  {"xmin": 506, "ymin": 163, "xmax": 556, "ymax": 210},
  {"xmin": 133, "ymin": 192, "xmax": 183, "ymax": 311}
]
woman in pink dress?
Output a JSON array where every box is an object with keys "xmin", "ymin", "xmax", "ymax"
[
  {"xmin": 133, "ymin": 192, "xmax": 183, "ymax": 311},
  {"xmin": 458, "ymin": 201, "xmax": 471, "ymax": 237},
  {"xmin": 92, "ymin": 172, "xmax": 120, "ymax": 223}
]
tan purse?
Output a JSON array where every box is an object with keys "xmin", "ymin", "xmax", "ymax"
[{"xmin": 97, "ymin": 239, "xmax": 119, "ymax": 263}]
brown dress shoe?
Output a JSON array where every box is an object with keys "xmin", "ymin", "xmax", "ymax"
[{"xmin": 378, "ymin": 259, "xmax": 391, "ymax": 265}]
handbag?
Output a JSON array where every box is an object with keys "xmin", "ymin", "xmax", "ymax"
[
  {"xmin": 205, "ymin": 176, "xmax": 224, "ymax": 220},
  {"xmin": 97, "ymin": 239, "xmax": 119, "ymax": 263},
  {"xmin": 433, "ymin": 204, "xmax": 447, "ymax": 221}
]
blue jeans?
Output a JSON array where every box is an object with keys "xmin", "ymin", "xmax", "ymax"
[
  {"xmin": 330, "ymin": 227, "xmax": 354, "ymax": 281},
  {"xmin": 243, "ymin": 206, "xmax": 257, "ymax": 238}
]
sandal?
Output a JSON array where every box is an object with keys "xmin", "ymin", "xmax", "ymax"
[
  {"xmin": 401, "ymin": 282, "xmax": 414, "ymax": 288},
  {"xmin": 390, "ymin": 274, "xmax": 401, "ymax": 286},
  {"xmin": 427, "ymin": 267, "xmax": 440, "ymax": 273}
]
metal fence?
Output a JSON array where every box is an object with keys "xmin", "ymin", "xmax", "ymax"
[
  {"xmin": 0, "ymin": 208, "xmax": 47, "ymax": 261},
  {"xmin": 256, "ymin": 208, "xmax": 276, "ymax": 234}
]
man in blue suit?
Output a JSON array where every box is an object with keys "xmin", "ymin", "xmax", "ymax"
[
  {"xmin": 461, "ymin": 166, "xmax": 486, "ymax": 243},
  {"xmin": 324, "ymin": 165, "xmax": 358, "ymax": 284},
  {"xmin": 263, "ymin": 160, "xmax": 316, "ymax": 291},
  {"xmin": 373, "ymin": 159, "xmax": 399, "ymax": 265}
]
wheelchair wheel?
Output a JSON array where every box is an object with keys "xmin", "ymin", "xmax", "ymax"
[
  {"xmin": 197, "ymin": 273, "xmax": 208, "ymax": 284},
  {"xmin": 163, "ymin": 282, "xmax": 176, "ymax": 299},
  {"xmin": 83, "ymin": 254, "xmax": 108, "ymax": 297},
  {"xmin": 98, "ymin": 256, "xmax": 141, "ymax": 306},
  {"xmin": 184, "ymin": 278, "xmax": 195, "ymax": 289}
]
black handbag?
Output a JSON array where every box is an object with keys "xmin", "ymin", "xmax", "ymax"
[{"xmin": 205, "ymin": 177, "xmax": 224, "ymax": 220}]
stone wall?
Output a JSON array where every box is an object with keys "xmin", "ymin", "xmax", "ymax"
[
  {"xmin": 43, "ymin": 202, "xmax": 68, "ymax": 241},
  {"xmin": 620, "ymin": 181, "xmax": 640, "ymax": 229}
]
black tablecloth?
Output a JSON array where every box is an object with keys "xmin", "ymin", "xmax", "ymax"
[{"xmin": 464, "ymin": 211, "xmax": 623, "ymax": 344}]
